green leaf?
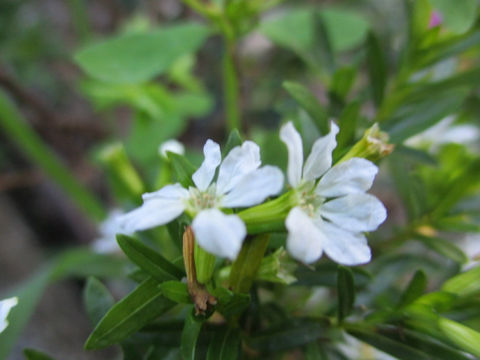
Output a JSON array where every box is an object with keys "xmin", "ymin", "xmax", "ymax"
[
  {"xmin": 181, "ymin": 310, "xmax": 204, "ymax": 360},
  {"xmin": 375, "ymin": 325, "xmax": 472, "ymax": 360},
  {"xmin": 74, "ymin": 23, "xmax": 211, "ymax": 84},
  {"xmin": 337, "ymin": 266, "xmax": 355, "ymax": 322},
  {"xmin": 366, "ymin": 32, "xmax": 387, "ymax": 107},
  {"xmin": 335, "ymin": 101, "xmax": 360, "ymax": 154},
  {"xmin": 347, "ymin": 326, "xmax": 432, "ymax": 360},
  {"xmin": 442, "ymin": 266, "xmax": 480, "ymax": 297},
  {"xmin": 167, "ymin": 152, "xmax": 196, "ymax": 188},
  {"xmin": 415, "ymin": 234, "xmax": 468, "ymax": 264},
  {"xmin": 159, "ymin": 281, "xmax": 191, "ymax": 304},
  {"xmin": 247, "ymin": 318, "xmax": 328, "ymax": 353},
  {"xmin": 330, "ymin": 67, "xmax": 356, "ymax": 101},
  {"xmin": 206, "ymin": 327, "xmax": 240, "ymax": 360},
  {"xmin": 0, "ymin": 90, "xmax": 105, "ymax": 221},
  {"xmin": 23, "ymin": 349, "xmax": 56, "ymax": 360},
  {"xmin": 438, "ymin": 317, "xmax": 480, "ymax": 357},
  {"xmin": 83, "ymin": 277, "xmax": 115, "ymax": 326},
  {"xmin": 211, "ymin": 288, "xmax": 250, "ymax": 318},
  {"xmin": 398, "ymin": 270, "xmax": 427, "ymax": 308},
  {"xmin": 223, "ymin": 129, "xmax": 243, "ymax": 156},
  {"xmin": 283, "ymin": 81, "xmax": 329, "ymax": 134},
  {"xmin": 85, "ymin": 277, "xmax": 174, "ymax": 349},
  {"xmin": 117, "ymin": 234, "xmax": 184, "ymax": 282},
  {"xmin": 409, "ymin": 0, "xmax": 432, "ymax": 41}
]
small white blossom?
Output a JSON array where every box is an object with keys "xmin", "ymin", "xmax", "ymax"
[
  {"xmin": 120, "ymin": 140, "xmax": 284, "ymax": 260},
  {"xmin": 0, "ymin": 297, "xmax": 18, "ymax": 334},
  {"xmin": 280, "ymin": 122, "xmax": 387, "ymax": 265},
  {"xmin": 92, "ymin": 209, "xmax": 133, "ymax": 254},
  {"xmin": 159, "ymin": 139, "xmax": 185, "ymax": 158}
]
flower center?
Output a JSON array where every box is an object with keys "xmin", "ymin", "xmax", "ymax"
[
  {"xmin": 187, "ymin": 185, "xmax": 219, "ymax": 214},
  {"xmin": 295, "ymin": 181, "xmax": 324, "ymax": 218}
]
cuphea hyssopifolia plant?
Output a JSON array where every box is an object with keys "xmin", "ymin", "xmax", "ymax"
[{"xmin": 119, "ymin": 121, "xmax": 387, "ymax": 312}]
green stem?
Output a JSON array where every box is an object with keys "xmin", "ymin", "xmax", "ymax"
[
  {"xmin": 222, "ymin": 37, "xmax": 241, "ymax": 133},
  {"xmin": 229, "ymin": 234, "xmax": 270, "ymax": 293},
  {"xmin": 0, "ymin": 90, "xmax": 105, "ymax": 221}
]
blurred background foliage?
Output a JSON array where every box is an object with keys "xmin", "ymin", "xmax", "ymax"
[{"xmin": 0, "ymin": 0, "xmax": 480, "ymax": 359}]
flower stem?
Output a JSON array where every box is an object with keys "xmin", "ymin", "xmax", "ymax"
[{"xmin": 222, "ymin": 36, "xmax": 241, "ymax": 133}]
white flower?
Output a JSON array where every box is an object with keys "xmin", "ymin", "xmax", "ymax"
[
  {"xmin": 92, "ymin": 209, "xmax": 133, "ymax": 254},
  {"xmin": 159, "ymin": 139, "xmax": 185, "ymax": 158},
  {"xmin": 0, "ymin": 296, "xmax": 18, "ymax": 334},
  {"xmin": 120, "ymin": 140, "xmax": 284, "ymax": 260},
  {"xmin": 280, "ymin": 122, "xmax": 386, "ymax": 265}
]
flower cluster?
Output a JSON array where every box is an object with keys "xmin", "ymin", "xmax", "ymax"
[
  {"xmin": 120, "ymin": 140, "xmax": 284, "ymax": 260},
  {"xmin": 119, "ymin": 122, "xmax": 387, "ymax": 266}
]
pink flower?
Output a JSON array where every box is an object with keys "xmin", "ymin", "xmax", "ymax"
[{"xmin": 429, "ymin": 10, "xmax": 443, "ymax": 28}]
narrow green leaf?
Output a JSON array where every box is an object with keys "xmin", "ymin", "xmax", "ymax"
[
  {"xmin": 248, "ymin": 318, "xmax": 328, "ymax": 353},
  {"xmin": 337, "ymin": 266, "xmax": 355, "ymax": 322},
  {"xmin": 442, "ymin": 266, "xmax": 480, "ymax": 297},
  {"xmin": 206, "ymin": 327, "xmax": 240, "ymax": 360},
  {"xmin": 283, "ymin": 81, "xmax": 329, "ymax": 134},
  {"xmin": 366, "ymin": 32, "xmax": 386, "ymax": 107},
  {"xmin": 398, "ymin": 270, "xmax": 427, "ymax": 308},
  {"xmin": 74, "ymin": 23, "xmax": 210, "ymax": 84},
  {"xmin": 117, "ymin": 234, "xmax": 184, "ymax": 282},
  {"xmin": 376, "ymin": 325, "xmax": 472, "ymax": 360},
  {"xmin": 335, "ymin": 101, "xmax": 360, "ymax": 152},
  {"xmin": 347, "ymin": 326, "xmax": 431, "ymax": 360},
  {"xmin": 85, "ymin": 277, "xmax": 174, "ymax": 349},
  {"xmin": 0, "ymin": 90, "xmax": 105, "ymax": 221},
  {"xmin": 181, "ymin": 309, "xmax": 204, "ymax": 360},
  {"xmin": 211, "ymin": 288, "xmax": 250, "ymax": 318},
  {"xmin": 23, "ymin": 349, "xmax": 56, "ymax": 360},
  {"xmin": 415, "ymin": 234, "xmax": 468, "ymax": 264},
  {"xmin": 312, "ymin": 12, "xmax": 334, "ymax": 73},
  {"xmin": 83, "ymin": 277, "xmax": 115, "ymax": 326},
  {"xmin": 439, "ymin": 317, "xmax": 480, "ymax": 357},
  {"xmin": 223, "ymin": 129, "xmax": 243, "ymax": 156},
  {"xmin": 409, "ymin": 0, "xmax": 432, "ymax": 41},
  {"xmin": 159, "ymin": 281, "xmax": 191, "ymax": 304},
  {"xmin": 229, "ymin": 234, "xmax": 270, "ymax": 293},
  {"xmin": 167, "ymin": 152, "xmax": 196, "ymax": 188},
  {"xmin": 330, "ymin": 67, "xmax": 356, "ymax": 100}
]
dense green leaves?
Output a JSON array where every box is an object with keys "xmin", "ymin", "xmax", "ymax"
[
  {"xmin": 74, "ymin": 23, "xmax": 211, "ymax": 84},
  {"xmin": 85, "ymin": 277, "xmax": 174, "ymax": 349},
  {"xmin": 117, "ymin": 234, "xmax": 184, "ymax": 282}
]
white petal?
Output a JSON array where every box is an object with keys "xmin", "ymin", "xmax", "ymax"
[
  {"xmin": 0, "ymin": 297, "xmax": 18, "ymax": 334},
  {"xmin": 192, "ymin": 139, "xmax": 221, "ymax": 191},
  {"xmin": 192, "ymin": 209, "xmax": 246, "ymax": 260},
  {"xmin": 303, "ymin": 122, "xmax": 339, "ymax": 181},
  {"xmin": 285, "ymin": 207, "xmax": 325, "ymax": 264},
  {"xmin": 216, "ymin": 141, "xmax": 261, "ymax": 194},
  {"xmin": 322, "ymin": 223, "xmax": 371, "ymax": 265},
  {"xmin": 316, "ymin": 158, "xmax": 378, "ymax": 197},
  {"xmin": 159, "ymin": 139, "xmax": 185, "ymax": 158},
  {"xmin": 221, "ymin": 166, "xmax": 284, "ymax": 208},
  {"xmin": 119, "ymin": 186, "xmax": 186, "ymax": 232},
  {"xmin": 280, "ymin": 122, "xmax": 303, "ymax": 187},
  {"xmin": 320, "ymin": 193, "xmax": 387, "ymax": 232}
]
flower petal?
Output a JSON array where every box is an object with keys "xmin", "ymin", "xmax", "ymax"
[
  {"xmin": 303, "ymin": 122, "xmax": 339, "ymax": 181},
  {"xmin": 285, "ymin": 207, "xmax": 325, "ymax": 264},
  {"xmin": 316, "ymin": 158, "xmax": 378, "ymax": 197},
  {"xmin": 280, "ymin": 122, "xmax": 303, "ymax": 187},
  {"xmin": 221, "ymin": 166, "xmax": 284, "ymax": 208},
  {"xmin": 192, "ymin": 209, "xmax": 246, "ymax": 260},
  {"xmin": 320, "ymin": 193, "xmax": 387, "ymax": 232},
  {"xmin": 322, "ymin": 223, "xmax": 371, "ymax": 265},
  {"xmin": 216, "ymin": 141, "xmax": 261, "ymax": 194},
  {"xmin": 159, "ymin": 139, "xmax": 185, "ymax": 158},
  {"xmin": 192, "ymin": 139, "xmax": 221, "ymax": 191},
  {"xmin": 0, "ymin": 297, "xmax": 18, "ymax": 334},
  {"xmin": 119, "ymin": 186, "xmax": 186, "ymax": 232}
]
